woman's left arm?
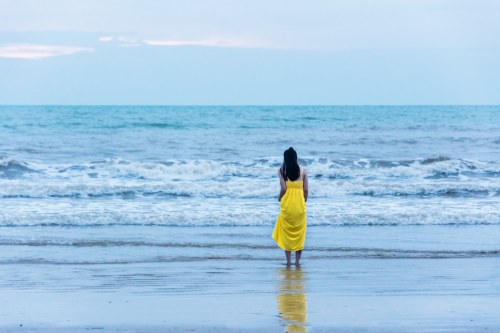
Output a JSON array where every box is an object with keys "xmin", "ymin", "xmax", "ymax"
[
  {"xmin": 278, "ymin": 168, "xmax": 286, "ymax": 201},
  {"xmin": 303, "ymin": 169, "xmax": 309, "ymax": 202}
]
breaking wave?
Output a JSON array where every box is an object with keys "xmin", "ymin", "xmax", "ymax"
[{"xmin": 0, "ymin": 156, "xmax": 499, "ymax": 199}]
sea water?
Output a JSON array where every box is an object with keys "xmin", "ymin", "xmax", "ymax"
[{"xmin": 0, "ymin": 105, "xmax": 499, "ymax": 270}]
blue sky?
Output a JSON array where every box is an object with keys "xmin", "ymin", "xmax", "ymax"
[{"xmin": 1, "ymin": 0, "xmax": 499, "ymax": 104}]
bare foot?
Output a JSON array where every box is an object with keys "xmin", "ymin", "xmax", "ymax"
[
  {"xmin": 286, "ymin": 262, "xmax": 292, "ymax": 267},
  {"xmin": 295, "ymin": 262, "xmax": 301, "ymax": 266}
]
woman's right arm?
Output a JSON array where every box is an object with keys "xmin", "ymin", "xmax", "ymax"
[
  {"xmin": 303, "ymin": 169, "xmax": 309, "ymax": 202},
  {"xmin": 278, "ymin": 168, "xmax": 286, "ymax": 201}
]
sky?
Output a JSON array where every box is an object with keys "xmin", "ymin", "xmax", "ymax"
[{"xmin": 1, "ymin": 0, "xmax": 500, "ymax": 105}]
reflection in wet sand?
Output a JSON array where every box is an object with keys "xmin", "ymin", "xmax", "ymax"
[{"xmin": 276, "ymin": 267, "xmax": 308, "ymax": 332}]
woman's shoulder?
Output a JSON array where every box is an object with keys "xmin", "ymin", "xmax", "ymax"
[{"xmin": 300, "ymin": 166, "xmax": 307, "ymax": 179}]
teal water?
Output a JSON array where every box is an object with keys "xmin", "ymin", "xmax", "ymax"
[{"xmin": 1, "ymin": 105, "xmax": 499, "ymax": 161}]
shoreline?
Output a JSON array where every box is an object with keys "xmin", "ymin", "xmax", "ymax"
[{"xmin": 1, "ymin": 257, "xmax": 499, "ymax": 332}]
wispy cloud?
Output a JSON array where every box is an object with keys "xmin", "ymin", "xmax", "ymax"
[
  {"xmin": 143, "ymin": 39, "xmax": 270, "ymax": 49},
  {"xmin": 99, "ymin": 36, "xmax": 277, "ymax": 49},
  {"xmin": 98, "ymin": 36, "xmax": 114, "ymax": 43},
  {"xmin": 0, "ymin": 44, "xmax": 93, "ymax": 59},
  {"xmin": 98, "ymin": 36, "xmax": 141, "ymax": 47}
]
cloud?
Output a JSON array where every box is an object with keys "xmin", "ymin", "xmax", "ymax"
[
  {"xmin": 98, "ymin": 36, "xmax": 141, "ymax": 47},
  {"xmin": 99, "ymin": 36, "xmax": 276, "ymax": 49},
  {"xmin": 98, "ymin": 36, "xmax": 114, "ymax": 42},
  {"xmin": 0, "ymin": 44, "xmax": 93, "ymax": 59},
  {"xmin": 143, "ymin": 39, "xmax": 270, "ymax": 49}
]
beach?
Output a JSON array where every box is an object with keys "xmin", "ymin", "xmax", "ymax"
[
  {"xmin": 1, "ymin": 258, "xmax": 500, "ymax": 332},
  {"xmin": 1, "ymin": 225, "xmax": 500, "ymax": 332},
  {"xmin": 2, "ymin": 257, "xmax": 500, "ymax": 332},
  {"xmin": 0, "ymin": 105, "xmax": 499, "ymax": 332}
]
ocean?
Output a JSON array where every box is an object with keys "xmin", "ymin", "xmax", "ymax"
[
  {"xmin": 1, "ymin": 105, "xmax": 500, "ymax": 330},
  {"xmin": 0, "ymin": 105, "xmax": 499, "ymax": 274}
]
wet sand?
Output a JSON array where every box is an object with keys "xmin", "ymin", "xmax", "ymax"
[{"xmin": 1, "ymin": 256, "xmax": 499, "ymax": 332}]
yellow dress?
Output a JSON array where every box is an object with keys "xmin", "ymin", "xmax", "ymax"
[{"xmin": 272, "ymin": 172, "xmax": 307, "ymax": 251}]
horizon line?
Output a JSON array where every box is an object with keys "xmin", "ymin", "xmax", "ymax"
[{"xmin": 1, "ymin": 104, "xmax": 499, "ymax": 107}]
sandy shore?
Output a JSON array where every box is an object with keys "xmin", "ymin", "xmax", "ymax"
[{"xmin": 1, "ymin": 256, "xmax": 499, "ymax": 332}]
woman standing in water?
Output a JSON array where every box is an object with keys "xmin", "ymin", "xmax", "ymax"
[{"xmin": 272, "ymin": 147, "xmax": 308, "ymax": 266}]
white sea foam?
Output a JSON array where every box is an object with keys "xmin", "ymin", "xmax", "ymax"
[
  {"xmin": 1, "ymin": 156, "xmax": 499, "ymax": 227},
  {"xmin": 1, "ymin": 157, "xmax": 499, "ymax": 199},
  {"xmin": 0, "ymin": 196, "xmax": 498, "ymax": 227}
]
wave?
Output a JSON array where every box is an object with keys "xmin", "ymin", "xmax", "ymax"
[
  {"xmin": 0, "ymin": 256, "xmax": 254, "ymax": 265},
  {"xmin": 0, "ymin": 156, "xmax": 499, "ymax": 199},
  {"xmin": 0, "ymin": 209, "xmax": 498, "ymax": 227},
  {"xmin": 2, "ymin": 156, "xmax": 499, "ymax": 180},
  {"xmin": 1, "ymin": 179, "xmax": 498, "ymax": 199},
  {"xmin": 351, "ymin": 185, "xmax": 500, "ymax": 198},
  {"xmin": 0, "ymin": 239, "xmax": 276, "ymax": 248},
  {"xmin": 0, "ymin": 160, "xmax": 37, "ymax": 178},
  {"xmin": 1, "ymin": 247, "xmax": 499, "ymax": 264},
  {"xmin": 1, "ymin": 239, "xmax": 498, "ymax": 259}
]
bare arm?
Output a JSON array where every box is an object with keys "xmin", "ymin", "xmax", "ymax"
[
  {"xmin": 303, "ymin": 169, "xmax": 309, "ymax": 202},
  {"xmin": 278, "ymin": 168, "xmax": 286, "ymax": 201}
]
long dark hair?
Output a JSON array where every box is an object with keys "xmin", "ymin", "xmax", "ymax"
[{"xmin": 281, "ymin": 147, "xmax": 300, "ymax": 181}]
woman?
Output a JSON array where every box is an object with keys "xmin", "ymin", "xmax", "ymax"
[{"xmin": 272, "ymin": 147, "xmax": 308, "ymax": 266}]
